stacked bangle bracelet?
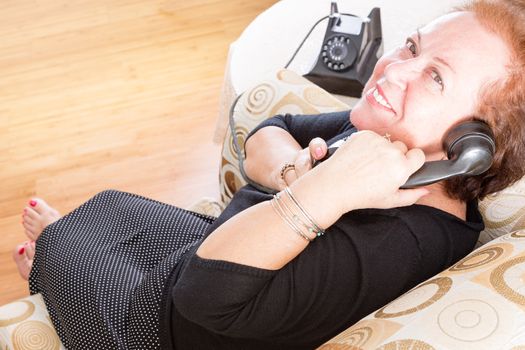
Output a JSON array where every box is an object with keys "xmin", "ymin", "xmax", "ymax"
[{"xmin": 271, "ymin": 186, "xmax": 325, "ymax": 242}]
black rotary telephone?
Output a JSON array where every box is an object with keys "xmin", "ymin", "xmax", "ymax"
[
  {"xmin": 303, "ymin": 3, "xmax": 383, "ymax": 98},
  {"xmin": 316, "ymin": 120, "xmax": 496, "ymax": 188}
]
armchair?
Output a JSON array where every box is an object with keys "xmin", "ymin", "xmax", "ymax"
[
  {"xmin": 2, "ymin": 69, "xmax": 525, "ymax": 350},
  {"xmin": 220, "ymin": 69, "xmax": 525, "ymax": 349}
]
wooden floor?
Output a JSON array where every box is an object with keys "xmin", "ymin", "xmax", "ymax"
[{"xmin": 0, "ymin": 0, "xmax": 277, "ymax": 305}]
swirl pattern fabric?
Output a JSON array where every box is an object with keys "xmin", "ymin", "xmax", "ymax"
[
  {"xmin": 219, "ymin": 69, "xmax": 348, "ymax": 206},
  {"xmin": 319, "ymin": 231, "xmax": 525, "ymax": 349}
]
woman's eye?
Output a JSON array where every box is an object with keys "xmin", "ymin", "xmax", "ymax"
[
  {"xmin": 430, "ymin": 70, "xmax": 444, "ymax": 89},
  {"xmin": 405, "ymin": 39, "xmax": 417, "ymax": 56}
]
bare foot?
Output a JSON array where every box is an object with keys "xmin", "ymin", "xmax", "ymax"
[
  {"xmin": 22, "ymin": 198, "xmax": 61, "ymax": 241},
  {"xmin": 12, "ymin": 241, "xmax": 36, "ymax": 280}
]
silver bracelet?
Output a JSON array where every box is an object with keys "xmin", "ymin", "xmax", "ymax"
[
  {"xmin": 271, "ymin": 194, "xmax": 312, "ymax": 242},
  {"xmin": 277, "ymin": 192, "xmax": 317, "ymax": 240},
  {"xmin": 284, "ymin": 187, "xmax": 325, "ymax": 237}
]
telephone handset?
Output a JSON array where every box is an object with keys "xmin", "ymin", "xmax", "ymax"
[
  {"xmin": 315, "ymin": 120, "xmax": 496, "ymax": 188},
  {"xmin": 401, "ymin": 120, "xmax": 495, "ymax": 188}
]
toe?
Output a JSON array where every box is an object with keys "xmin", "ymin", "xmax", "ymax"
[
  {"xmin": 12, "ymin": 244, "xmax": 26, "ymax": 261},
  {"xmin": 27, "ymin": 198, "xmax": 60, "ymax": 220},
  {"xmin": 23, "ymin": 212, "xmax": 37, "ymax": 228},
  {"xmin": 24, "ymin": 206, "xmax": 39, "ymax": 220},
  {"xmin": 22, "ymin": 222, "xmax": 37, "ymax": 241},
  {"xmin": 24, "ymin": 241, "xmax": 35, "ymax": 259},
  {"xmin": 24, "ymin": 231, "xmax": 36, "ymax": 242},
  {"xmin": 29, "ymin": 197, "xmax": 56, "ymax": 216},
  {"xmin": 28, "ymin": 198, "xmax": 44, "ymax": 214},
  {"xmin": 12, "ymin": 244, "xmax": 29, "ymax": 270},
  {"xmin": 12, "ymin": 244, "xmax": 31, "ymax": 281},
  {"xmin": 22, "ymin": 218, "xmax": 36, "ymax": 230}
]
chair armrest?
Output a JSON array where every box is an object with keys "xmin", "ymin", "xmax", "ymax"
[
  {"xmin": 0, "ymin": 293, "xmax": 65, "ymax": 350},
  {"xmin": 218, "ymin": 68, "xmax": 349, "ymax": 207},
  {"xmin": 478, "ymin": 176, "xmax": 525, "ymax": 245},
  {"xmin": 320, "ymin": 230, "xmax": 525, "ymax": 349}
]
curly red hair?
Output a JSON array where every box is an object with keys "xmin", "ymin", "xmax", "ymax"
[{"xmin": 445, "ymin": 0, "xmax": 525, "ymax": 201}]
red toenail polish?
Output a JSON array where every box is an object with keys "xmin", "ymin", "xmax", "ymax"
[
  {"xmin": 29, "ymin": 200, "xmax": 37, "ymax": 207},
  {"xmin": 18, "ymin": 247, "xmax": 25, "ymax": 255}
]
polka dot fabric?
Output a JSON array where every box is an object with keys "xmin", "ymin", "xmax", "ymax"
[{"xmin": 28, "ymin": 190, "xmax": 214, "ymax": 349}]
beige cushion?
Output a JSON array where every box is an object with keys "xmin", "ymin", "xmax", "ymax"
[
  {"xmin": 0, "ymin": 293, "xmax": 65, "ymax": 350},
  {"xmin": 319, "ymin": 230, "xmax": 525, "ymax": 349},
  {"xmin": 478, "ymin": 177, "xmax": 525, "ymax": 245},
  {"xmin": 218, "ymin": 69, "xmax": 348, "ymax": 206},
  {"xmin": 187, "ymin": 197, "xmax": 224, "ymax": 217}
]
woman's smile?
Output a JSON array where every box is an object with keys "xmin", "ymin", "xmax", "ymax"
[{"xmin": 365, "ymin": 85, "xmax": 397, "ymax": 115}]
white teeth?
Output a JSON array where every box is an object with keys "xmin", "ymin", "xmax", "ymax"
[{"xmin": 372, "ymin": 88, "xmax": 393, "ymax": 109}]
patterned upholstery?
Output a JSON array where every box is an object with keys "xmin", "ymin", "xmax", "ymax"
[
  {"xmin": 319, "ymin": 231, "xmax": 525, "ymax": 349},
  {"xmin": 219, "ymin": 69, "xmax": 525, "ymax": 349},
  {"xmin": 218, "ymin": 69, "xmax": 348, "ymax": 206},
  {"xmin": 0, "ymin": 294, "xmax": 64, "ymax": 350},
  {"xmin": 478, "ymin": 177, "xmax": 525, "ymax": 245},
  {"xmin": 2, "ymin": 69, "xmax": 525, "ymax": 349}
]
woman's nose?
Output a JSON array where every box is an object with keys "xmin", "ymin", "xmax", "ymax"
[{"xmin": 383, "ymin": 59, "xmax": 423, "ymax": 91}]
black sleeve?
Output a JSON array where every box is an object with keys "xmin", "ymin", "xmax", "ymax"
[
  {"xmin": 245, "ymin": 110, "xmax": 353, "ymax": 149},
  {"xmin": 172, "ymin": 212, "xmax": 423, "ymax": 346}
]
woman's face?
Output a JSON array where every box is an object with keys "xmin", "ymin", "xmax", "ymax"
[{"xmin": 350, "ymin": 11, "xmax": 511, "ymax": 160}]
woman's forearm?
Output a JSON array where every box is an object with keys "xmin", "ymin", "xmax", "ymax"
[
  {"xmin": 196, "ymin": 173, "xmax": 340, "ymax": 270},
  {"xmin": 197, "ymin": 131, "xmax": 429, "ymax": 271},
  {"xmin": 243, "ymin": 126, "xmax": 302, "ymax": 190}
]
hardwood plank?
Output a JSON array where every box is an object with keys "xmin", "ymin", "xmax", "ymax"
[{"xmin": 0, "ymin": 0, "xmax": 278, "ymax": 305}]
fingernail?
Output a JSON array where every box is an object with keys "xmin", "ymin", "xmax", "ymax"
[
  {"xmin": 18, "ymin": 247, "xmax": 25, "ymax": 255},
  {"xmin": 29, "ymin": 200, "xmax": 37, "ymax": 207},
  {"xmin": 315, "ymin": 147, "xmax": 323, "ymax": 158}
]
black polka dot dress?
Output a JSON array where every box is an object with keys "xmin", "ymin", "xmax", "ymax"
[{"xmin": 29, "ymin": 190, "xmax": 215, "ymax": 349}]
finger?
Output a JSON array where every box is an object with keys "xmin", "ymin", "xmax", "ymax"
[
  {"xmin": 405, "ymin": 148, "xmax": 426, "ymax": 174},
  {"xmin": 294, "ymin": 149, "xmax": 312, "ymax": 177},
  {"xmin": 283, "ymin": 165, "xmax": 299, "ymax": 186},
  {"xmin": 309, "ymin": 137, "xmax": 328, "ymax": 160},
  {"xmin": 391, "ymin": 140, "xmax": 408, "ymax": 154}
]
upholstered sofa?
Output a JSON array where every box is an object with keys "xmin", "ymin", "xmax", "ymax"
[{"xmin": 2, "ymin": 69, "xmax": 525, "ymax": 350}]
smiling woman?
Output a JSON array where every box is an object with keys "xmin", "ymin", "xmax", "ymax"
[
  {"xmin": 351, "ymin": 11, "xmax": 510, "ymax": 160},
  {"xmin": 349, "ymin": 8, "xmax": 523, "ymax": 206},
  {"xmin": 8, "ymin": 0, "xmax": 525, "ymax": 349}
]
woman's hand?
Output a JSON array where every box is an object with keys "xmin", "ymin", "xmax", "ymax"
[
  {"xmin": 290, "ymin": 131, "xmax": 428, "ymax": 228},
  {"xmin": 279, "ymin": 138, "xmax": 329, "ymax": 189}
]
